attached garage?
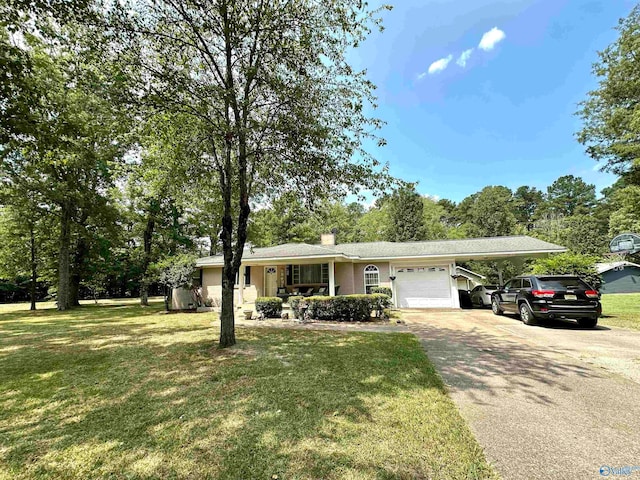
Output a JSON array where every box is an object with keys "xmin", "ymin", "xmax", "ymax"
[{"xmin": 394, "ymin": 265, "xmax": 455, "ymax": 308}]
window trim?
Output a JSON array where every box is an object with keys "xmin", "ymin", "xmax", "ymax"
[{"xmin": 364, "ymin": 264, "xmax": 380, "ymax": 294}]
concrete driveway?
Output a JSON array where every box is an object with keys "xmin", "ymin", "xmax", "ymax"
[{"xmin": 404, "ymin": 309, "xmax": 640, "ymax": 480}]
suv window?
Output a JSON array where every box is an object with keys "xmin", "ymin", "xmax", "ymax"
[
  {"xmin": 511, "ymin": 279, "xmax": 522, "ymax": 289},
  {"xmin": 522, "ymin": 278, "xmax": 532, "ymax": 289},
  {"xmin": 537, "ymin": 277, "xmax": 590, "ymax": 290}
]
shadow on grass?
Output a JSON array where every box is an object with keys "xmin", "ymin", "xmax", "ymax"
[{"xmin": 0, "ymin": 305, "xmax": 494, "ymax": 479}]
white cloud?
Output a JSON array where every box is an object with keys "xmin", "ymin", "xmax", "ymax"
[
  {"xmin": 478, "ymin": 27, "xmax": 506, "ymax": 51},
  {"xmin": 417, "ymin": 72, "xmax": 427, "ymax": 80},
  {"xmin": 427, "ymin": 54, "xmax": 453, "ymax": 75},
  {"xmin": 456, "ymin": 48, "xmax": 474, "ymax": 67}
]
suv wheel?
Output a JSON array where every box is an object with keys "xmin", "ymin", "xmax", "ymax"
[
  {"xmin": 519, "ymin": 302, "xmax": 535, "ymax": 325},
  {"xmin": 491, "ymin": 297, "xmax": 503, "ymax": 316},
  {"xmin": 578, "ymin": 317, "xmax": 598, "ymax": 328}
]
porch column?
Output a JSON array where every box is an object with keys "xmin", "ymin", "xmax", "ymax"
[
  {"xmin": 329, "ymin": 260, "xmax": 336, "ymax": 296},
  {"xmin": 238, "ymin": 264, "xmax": 245, "ymax": 305}
]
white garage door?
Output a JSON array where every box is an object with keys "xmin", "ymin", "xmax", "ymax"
[{"xmin": 395, "ymin": 266, "xmax": 452, "ymax": 308}]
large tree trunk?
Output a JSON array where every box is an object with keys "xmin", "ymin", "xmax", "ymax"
[
  {"xmin": 219, "ymin": 265, "xmax": 235, "ymax": 347},
  {"xmin": 29, "ymin": 225, "xmax": 36, "ymax": 311},
  {"xmin": 219, "ymin": 196, "xmax": 236, "ymax": 347},
  {"xmin": 140, "ymin": 208, "xmax": 155, "ymax": 306},
  {"xmin": 57, "ymin": 202, "xmax": 72, "ymax": 311}
]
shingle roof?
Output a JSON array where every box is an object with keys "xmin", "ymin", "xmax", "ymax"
[
  {"xmin": 196, "ymin": 235, "xmax": 566, "ymax": 266},
  {"xmin": 322, "ymin": 236, "xmax": 565, "ymax": 259},
  {"xmin": 596, "ymin": 261, "xmax": 640, "ymax": 274}
]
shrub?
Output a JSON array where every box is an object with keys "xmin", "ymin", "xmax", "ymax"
[
  {"xmin": 529, "ymin": 252, "xmax": 601, "ymax": 288},
  {"xmin": 371, "ymin": 286, "xmax": 392, "ymax": 297},
  {"xmin": 289, "ymin": 296, "xmax": 305, "ymax": 318},
  {"xmin": 255, "ymin": 297, "xmax": 283, "ymax": 318},
  {"xmin": 303, "ymin": 294, "xmax": 375, "ymax": 322},
  {"xmin": 369, "ymin": 293, "xmax": 392, "ymax": 317}
]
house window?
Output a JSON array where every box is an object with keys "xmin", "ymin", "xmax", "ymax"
[
  {"xmin": 292, "ymin": 264, "xmax": 329, "ymax": 284},
  {"xmin": 364, "ymin": 264, "xmax": 380, "ymax": 294}
]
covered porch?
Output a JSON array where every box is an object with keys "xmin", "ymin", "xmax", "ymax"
[{"xmin": 236, "ymin": 259, "xmax": 342, "ymax": 305}]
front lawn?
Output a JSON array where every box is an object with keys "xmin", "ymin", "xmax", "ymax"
[
  {"xmin": 600, "ymin": 293, "xmax": 640, "ymax": 331},
  {"xmin": 0, "ymin": 301, "xmax": 496, "ymax": 479}
]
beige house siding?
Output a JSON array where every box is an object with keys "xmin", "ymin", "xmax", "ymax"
[
  {"xmin": 353, "ymin": 262, "xmax": 391, "ymax": 294},
  {"xmin": 251, "ymin": 266, "xmax": 265, "ymax": 298},
  {"xmin": 201, "ymin": 267, "xmax": 222, "ymax": 306},
  {"xmin": 200, "ymin": 266, "xmax": 260, "ymax": 306},
  {"xmin": 335, "ymin": 262, "xmax": 355, "ymax": 295}
]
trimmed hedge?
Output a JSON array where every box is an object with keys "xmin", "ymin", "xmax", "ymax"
[
  {"xmin": 369, "ymin": 293, "xmax": 392, "ymax": 317},
  {"xmin": 255, "ymin": 297, "xmax": 283, "ymax": 318},
  {"xmin": 371, "ymin": 286, "xmax": 392, "ymax": 298},
  {"xmin": 290, "ymin": 294, "xmax": 392, "ymax": 322}
]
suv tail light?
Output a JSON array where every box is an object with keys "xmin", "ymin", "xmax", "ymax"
[
  {"xmin": 585, "ymin": 290, "xmax": 599, "ymax": 299},
  {"xmin": 532, "ymin": 290, "xmax": 555, "ymax": 298}
]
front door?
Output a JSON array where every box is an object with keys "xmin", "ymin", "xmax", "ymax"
[{"xmin": 264, "ymin": 266, "xmax": 277, "ymax": 297}]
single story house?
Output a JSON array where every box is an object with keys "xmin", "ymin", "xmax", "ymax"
[
  {"xmin": 597, "ymin": 261, "xmax": 640, "ymax": 294},
  {"xmin": 192, "ymin": 234, "xmax": 565, "ymax": 309}
]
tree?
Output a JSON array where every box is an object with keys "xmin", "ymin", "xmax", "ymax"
[
  {"xmin": 0, "ymin": 203, "xmax": 47, "ymax": 309},
  {"xmin": 1, "ymin": 28, "xmax": 132, "ymax": 310},
  {"xmin": 152, "ymin": 253, "xmax": 199, "ymax": 312},
  {"xmin": 356, "ymin": 203, "xmax": 391, "ymax": 242},
  {"xmin": 422, "ymin": 197, "xmax": 448, "ymax": 240},
  {"xmin": 543, "ymin": 175, "xmax": 596, "ymax": 217},
  {"xmin": 112, "ymin": 0, "xmax": 392, "ymax": 347},
  {"xmin": 462, "ymin": 186, "xmax": 517, "ymax": 237},
  {"xmin": 513, "ymin": 186, "xmax": 544, "ymax": 228},
  {"xmin": 608, "ymin": 185, "xmax": 640, "ymax": 236},
  {"xmin": 577, "ymin": 5, "xmax": 640, "ymax": 182},
  {"xmin": 530, "ymin": 252, "xmax": 600, "ymax": 288},
  {"xmin": 385, "ymin": 186, "xmax": 425, "ymax": 242}
]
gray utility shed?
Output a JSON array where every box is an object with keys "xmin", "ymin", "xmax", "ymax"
[{"xmin": 597, "ymin": 261, "xmax": 640, "ymax": 294}]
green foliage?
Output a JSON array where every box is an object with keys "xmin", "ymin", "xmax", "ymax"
[
  {"xmin": 513, "ymin": 186, "xmax": 544, "ymax": 227},
  {"xmin": 459, "ymin": 186, "xmax": 517, "ymax": 237},
  {"xmin": 577, "ymin": 5, "xmax": 640, "ymax": 180},
  {"xmin": 371, "ymin": 286, "xmax": 392, "ymax": 297},
  {"xmin": 529, "ymin": 252, "xmax": 600, "ymax": 288},
  {"xmin": 422, "ymin": 197, "xmax": 449, "ymax": 240},
  {"xmin": 299, "ymin": 294, "xmax": 390, "ymax": 322},
  {"xmin": 386, "ymin": 185, "xmax": 426, "ymax": 242},
  {"xmin": 369, "ymin": 293, "xmax": 392, "ymax": 318},
  {"xmin": 306, "ymin": 295, "xmax": 372, "ymax": 322},
  {"xmin": 255, "ymin": 297, "xmax": 283, "ymax": 318},
  {"xmin": 152, "ymin": 254, "xmax": 198, "ymax": 290},
  {"xmin": 532, "ymin": 214, "xmax": 609, "ymax": 256},
  {"xmin": 289, "ymin": 296, "xmax": 305, "ymax": 319},
  {"xmin": 608, "ymin": 185, "xmax": 640, "ymax": 236},
  {"xmin": 543, "ymin": 175, "xmax": 596, "ymax": 217},
  {"xmin": 356, "ymin": 204, "xmax": 392, "ymax": 242}
]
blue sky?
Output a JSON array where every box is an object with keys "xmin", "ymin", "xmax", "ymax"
[{"xmin": 350, "ymin": 0, "xmax": 636, "ymax": 202}]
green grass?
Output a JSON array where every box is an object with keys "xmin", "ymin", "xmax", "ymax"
[
  {"xmin": 600, "ymin": 293, "xmax": 640, "ymax": 331},
  {"xmin": 0, "ymin": 300, "xmax": 496, "ymax": 480}
]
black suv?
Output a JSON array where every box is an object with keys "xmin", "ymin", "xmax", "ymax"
[{"xmin": 491, "ymin": 275, "xmax": 602, "ymax": 328}]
